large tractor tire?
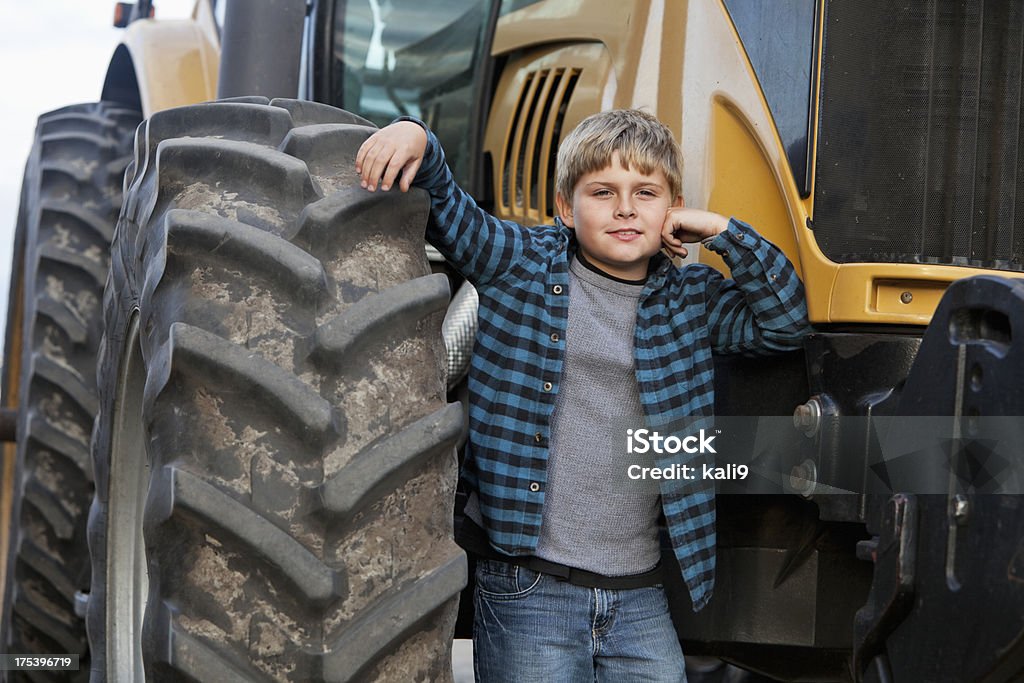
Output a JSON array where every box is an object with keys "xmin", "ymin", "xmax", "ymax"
[
  {"xmin": 86, "ymin": 98, "xmax": 466, "ymax": 682},
  {"xmin": 0, "ymin": 102, "xmax": 140, "ymax": 677}
]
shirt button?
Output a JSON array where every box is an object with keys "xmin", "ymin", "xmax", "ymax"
[
  {"xmin": 543, "ymin": 381, "xmax": 553, "ymax": 392},
  {"xmin": 535, "ymin": 432, "xmax": 543, "ymax": 443},
  {"xmin": 553, "ymin": 285, "xmax": 563, "ymax": 294},
  {"xmin": 529, "ymin": 482, "xmax": 541, "ymax": 492},
  {"xmin": 770, "ymin": 273, "xmax": 778, "ymax": 281},
  {"xmin": 550, "ymin": 333, "xmax": 559, "ymax": 342}
]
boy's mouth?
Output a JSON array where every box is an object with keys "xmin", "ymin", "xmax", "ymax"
[{"xmin": 609, "ymin": 229, "xmax": 643, "ymax": 241}]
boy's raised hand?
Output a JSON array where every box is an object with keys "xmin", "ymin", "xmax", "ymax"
[
  {"xmin": 355, "ymin": 121, "xmax": 428, "ymax": 193},
  {"xmin": 661, "ymin": 207, "xmax": 730, "ymax": 259}
]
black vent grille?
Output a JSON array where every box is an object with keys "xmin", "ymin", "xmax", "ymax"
[
  {"xmin": 501, "ymin": 68, "xmax": 580, "ymax": 219},
  {"xmin": 814, "ymin": 0, "xmax": 1024, "ymax": 272}
]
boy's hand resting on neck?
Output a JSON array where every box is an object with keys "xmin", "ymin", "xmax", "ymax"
[
  {"xmin": 661, "ymin": 207, "xmax": 730, "ymax": 259},
  {"xmin": 355, "ymin": 121, "xmax": 428, "ymax": 193}
]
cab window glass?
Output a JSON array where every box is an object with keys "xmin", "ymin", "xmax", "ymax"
[
  {"xmin": 723, "ymin": 0, "xmax": 816, "ymax": 195},
  {"xmin": 333, "ymin": 0, "xmax": 493, "ymax": 186}
]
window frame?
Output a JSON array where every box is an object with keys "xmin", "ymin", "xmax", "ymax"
[
  {"xmin": 722, "ymin": 0, "xmax": 820, "ymax": 198},
  {"xmin": 319, "ymin": 0, "xmax": 502, "ymax": 201}
]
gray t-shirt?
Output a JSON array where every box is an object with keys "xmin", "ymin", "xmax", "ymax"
[{"xmin": 532, "ymin": 255, "xmax": 661, "ymax": 576}]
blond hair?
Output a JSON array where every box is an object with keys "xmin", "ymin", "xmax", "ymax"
[{"xmin": 555, "ymin": 109, "xmax": 683, "ymax": 202}]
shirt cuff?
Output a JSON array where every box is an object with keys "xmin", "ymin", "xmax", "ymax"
[{"xmin": 703, "ymin": 218, "xmax": 757, "ymax": 254}]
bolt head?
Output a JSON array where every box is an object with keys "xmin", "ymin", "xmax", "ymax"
[
  {"xmin": 792, "ymin": 398, "xmax": 822, "ymax": 437},
  {"xmin": 789, "ymin": 459, "xmax": 817, "ymax": 496}
]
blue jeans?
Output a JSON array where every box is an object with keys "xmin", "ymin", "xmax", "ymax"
[{"xmin": 472, "ymin": 559, "xmax": 687, "ymax": 682}]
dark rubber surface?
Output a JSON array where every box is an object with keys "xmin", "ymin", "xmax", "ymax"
[
  {"xmin": 88, "ymin": 99, "xmax": 464, "ymax": 682},
  {"xmin": 0, "ymin": 101, "xmax": 140, "ymax": 682}
]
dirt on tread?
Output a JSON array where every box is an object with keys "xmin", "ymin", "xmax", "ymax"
[
  {"xmin": 88, "ymin": 98, "xmax": 464, "ymax": 682},
  {"xmin": 1, "ymin": 101, "xmax": 141, "ymax": 682}
]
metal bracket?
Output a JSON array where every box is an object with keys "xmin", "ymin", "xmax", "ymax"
[{"xmin": 853, "ymin": 493, "xmax": 918, "ymax": 680}]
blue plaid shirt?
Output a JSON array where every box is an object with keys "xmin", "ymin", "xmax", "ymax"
[{"xmin": 411, "ymin": 124, "xmax": 809, "ymax": 611}]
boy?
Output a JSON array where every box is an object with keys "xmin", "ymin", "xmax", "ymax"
[{"xmin": 356, "ymin": 110, "xmax": 809, "ymax": 682}]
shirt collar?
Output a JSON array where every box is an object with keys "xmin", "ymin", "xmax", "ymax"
[{"xmin": 553, "ymin": 216, "xmax": 674, "ymax": 289}]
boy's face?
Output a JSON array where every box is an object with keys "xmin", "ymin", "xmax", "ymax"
[{"xmin": 556, "ymin": 152, "xmax": 681, "ymax": 281}]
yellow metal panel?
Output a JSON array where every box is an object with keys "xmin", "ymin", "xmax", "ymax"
[
  {"xmin": 494, "ymin": 0, "xmax": 662, "ymax": 115},
  {"xmin": 704, "ymin": 98, "xmax": 802, "ymax": 282},
  {"xmin": 121, "ymin": 17, "xmax": 219, "ymax": 117},
  {"xmin": 873, "ymin": 280, "xmax": 947, "ymax": 319},
  {"xmin": 829, "ymin": 263, "xmax": 1024, "ymax": 325},
  {"xmin": 485, "ymin": 1, "xmax": 690, "ymax": 224},
  {"xmin": 679, "ymin": 1, "xmax": 827, "ymax": 311},
  {"xmin": 490, "ymin": 0, "xmax": 1024, "ymax": 326},
  {"xmin": 484, "ymin": 44, "xmax": 612, "ymax": 225}
]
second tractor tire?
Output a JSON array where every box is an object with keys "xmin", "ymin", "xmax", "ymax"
[{"xmin": 0, "ymin": 101, "xmax": 140, "ymax": 679}]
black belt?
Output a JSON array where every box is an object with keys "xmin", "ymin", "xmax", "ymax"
[
  {"xmin": 502, "ymin": 555, "xmax": 663, "ymax": 590},
  {"xmin": 457, "ymin": 513, "xmax": 663, "ymax": 590}
]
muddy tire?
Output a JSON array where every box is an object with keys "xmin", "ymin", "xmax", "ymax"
[
  {"xmin": 86, "ymin": 98, "xmax": 465, "ymax": 682},
  {"xmin": 0, "ymin": 102, "xmax": 140, "ymax": 679}
]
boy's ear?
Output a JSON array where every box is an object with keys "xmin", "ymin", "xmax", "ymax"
[
  {"xmin": 673, "ymin": 194, "xmax": 685, "ymax": 208},
  {"xmin": 555, "ymin": 192, "xmax": 575, "ymax": 228}
]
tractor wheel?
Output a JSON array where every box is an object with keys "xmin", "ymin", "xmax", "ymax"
[
  {"xmin": 86, "ymin": 98, "xmax": 465, "ymax": 682},
  {"xmin": 0, "ymin": 102, "xmax": 140, "ymax": 679}
]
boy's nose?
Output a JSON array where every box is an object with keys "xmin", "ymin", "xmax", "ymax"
[{"xmin": 615, "ymin": 199, "xmax": 637, "ymax": 218}]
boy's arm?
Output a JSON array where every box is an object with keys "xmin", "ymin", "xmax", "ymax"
[
  {"xmin": 661, "ymin": 208, "xmax": 810, "ymax": 355},
  {"xmin": 356, "ymin": 118, "xmax": 529, "ymax": 286}
]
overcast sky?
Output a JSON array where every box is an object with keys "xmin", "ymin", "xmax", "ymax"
[{"xmin": 0, "ymin": 0, "xmax": 195, "ymax": 355}]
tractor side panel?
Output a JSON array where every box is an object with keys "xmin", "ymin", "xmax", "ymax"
[{"xmin": 105, "ymin": 18, "xmax": 218, "ymax": 118}]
